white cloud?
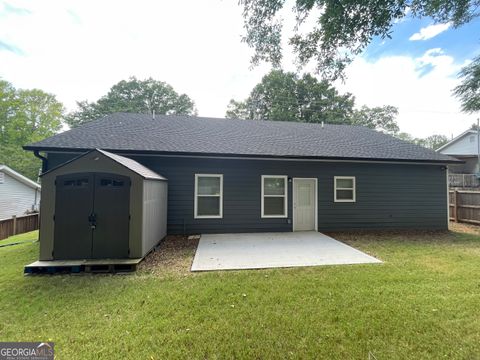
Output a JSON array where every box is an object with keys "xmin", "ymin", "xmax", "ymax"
[
  {"xmin": 409, "ymin": 23, "xmax": 451, "ymax": 41},
  {"xmin": 0, "ymin": 1, "xmax": 475, "ymax": 139},
  {"xmin": 336, "ymin": 49, "xmax": 476, "ymax": 138},
  {"xmin": 0, "ymin": 0, "xmax": 270, "ymax": 116}
]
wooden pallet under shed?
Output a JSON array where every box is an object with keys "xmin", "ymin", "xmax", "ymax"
[{"xmin": 24, "ymin": 258, "xmax": 142, "ymax": 274}]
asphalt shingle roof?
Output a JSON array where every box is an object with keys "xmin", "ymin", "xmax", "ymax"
[
  {"xmin": 40, "ymin": 148, "xmax": 166, "ymax": 180},
  {"xmin": 96, "ymin": 149, "xmax": 166, "ymax": 180},
  {"xmin": 25, "ymin": 113, "xmax": 457, "ymax": 163}
]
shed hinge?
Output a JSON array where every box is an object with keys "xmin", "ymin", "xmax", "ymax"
[
  {"xmin": 53, "ymin": 214, "xmax": 55, "ymax": 221},
  {"xmin": 54, "ymin": 180, "xmax": 57, "ymax": 186},
  {"xmin": 128, "ymin": 248, "xmax": 130, "ymax": 255},
  {"xmin": 51, "ymin": 250, "xmax": 54, "ymax": 257},
  {"xmin": 129, "ymin": 214, "xmax": 131, "ymax": 221}
]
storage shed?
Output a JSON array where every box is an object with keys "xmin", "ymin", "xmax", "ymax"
[{"xmin": 37, "ymin": 149, "xmax": 167, "ymax": 262}]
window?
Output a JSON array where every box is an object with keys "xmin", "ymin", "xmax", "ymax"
[
  {"xmin": 63, "ymin": 178, "xmax": 89, "ymax": 187},
  {"xmin": 261, "ymin": 175, "xmax": 288, "ymax": 218},
  {"xmin": 0, "ymin": 172, "xmax": 4, "ymax": 184},
  {"xmin": 195, "ymin": 174, "xmax": 223, "ymax": 218},
  {"xmin": 470, "ymin": 135, "xmax": 475, "ymax": 143},
  {"xmin": 101, "ymin": 179, "xmax": 124, "ymax": 187},
  {"xmin": 334, "ymin": 176, "xmax": 356, "ymax": 202}
]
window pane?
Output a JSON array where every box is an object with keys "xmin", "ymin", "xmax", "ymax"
[
  {"xmin": 197, "ymin": 196, "xmax": 220, "ymax": 216},
  {"xmin": 336, "ymin": 178, "xmax": 353, "ymax": 188},
  {"xmin": 336, "ymin": 189, "xmax": 354, "ymax": 200},
  {"xmin": 198, "ymin": 176, "xmax": 221, "ymax": 195},
  {"xmin": 264, "ymin": 177, "xmax": 285, "ymax": 196},
  {"xmin": 101, "ymin": 179, "xmax": 112, "ymax": 187},
  {"xmin": 264, "ymin": 197, "xmax": 285, "ymax": 216},
  {"xmin": 64, "ymin": 179, "xmax": 89, "ymax": 187},
  {"xmin": 298, "ymin": 184, "xmax": 311, "ymax": 206}
]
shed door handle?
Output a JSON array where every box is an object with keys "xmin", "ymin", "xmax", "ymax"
[{"xmin": 88, "ymin": 213, "xmax": 97, "ymax": 229}]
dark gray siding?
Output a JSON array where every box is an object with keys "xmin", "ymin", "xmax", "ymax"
[{"xmin": 46, "ymin": 153, "xmax": 448, "ymax": 234}]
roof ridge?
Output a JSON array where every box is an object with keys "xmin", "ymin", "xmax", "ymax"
[
  {"xmin": 109, "ymin": 112, "xmax": 372, "ymax": 129},
  {"xmin": 24, "ymin": 113, "xmax": 459, "ymax": 164}
]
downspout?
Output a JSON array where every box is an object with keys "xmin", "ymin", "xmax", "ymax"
[
  {"xmin": 477, "ymin": 118, "xmax": 480, "ymax": 175},
  {"xmin": 33, "ymin": 150, "xmax": 48, "ymax": 175}
]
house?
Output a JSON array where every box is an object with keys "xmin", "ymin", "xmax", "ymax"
[
  {"xmin": 0, "ymin": 165, "xmax": 41, "ymax": 220},
  {"xmin": 437, "ymin": 129, "xmax": 479, "ymax": 174},
  {"xmin": 437, "ymin": 129, "xmax": 480, "ymax": 187},
  {"xmin": 24, "ymin": 113, "xmax": 457, "ymax": 262}
]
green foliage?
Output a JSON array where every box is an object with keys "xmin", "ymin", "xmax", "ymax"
[
  {"xmin": 454, "ymin": 55, "xmax": 480, "ymax": 113},
  {"xmin": 351, "ymin": 105, "xmax": 399, "ymax": 134},
  {"xmin": 420, "ymin": 134, "xmax": 450, "ymax": 150},
  {"xmin": 226, "ymin": 70, "xmax": 355, "ymax": 123},
  {"xmin": 0, "ymin": 80, "xmax": 64, "ymax": 180},
  {"xmin": 66, "ymin": 77, "xmax": 197, "ymax": 127},
  {"xmin": 395, "ymin": 132, "xmax": 449, "ymax": 150},
  {"xmin": 226, "ymin": 70, "xmax": 399, "ymax": 133},
  {"xmin": 241, "ymin": 0, "xmax": 479, "ymax": 79}
]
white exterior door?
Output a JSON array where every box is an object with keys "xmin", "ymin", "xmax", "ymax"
[{"xmin": 293, "ymin": 178, "xmax": 317, "ymax": 231}]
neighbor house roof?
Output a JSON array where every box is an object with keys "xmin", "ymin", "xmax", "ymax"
[
  {"xmin": 25, "ymin": 113, "xmax": 458, "ymax": 164},
  {"xmin": 436, "ymin": 129, "xmax": 477, "ymax": 153},
  {"xmin": 0, "ymin": 165, "xmax": 41, "ymax": 189},
  {"xmin": 41, "ymin": 149, "xmax": 166, "ymax": 180}
]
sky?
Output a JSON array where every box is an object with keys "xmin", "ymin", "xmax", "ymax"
[{"xmin": 0, "ymin": 0, "xmax": 479, "ymax": 138}]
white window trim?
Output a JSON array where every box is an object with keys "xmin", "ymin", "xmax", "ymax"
[
  {"xmin": 334, "ymin": 176, "xmax": 356, "ymax": 203},
  {"xmin": 194, "ymin": 174, "xmax": 223, "ymax": 219},
  {"xmin": 261, "ymin": 175, "xmax": 288, "ymax": 218}
]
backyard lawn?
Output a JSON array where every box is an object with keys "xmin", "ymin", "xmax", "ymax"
[{"xmin": 0, "ymin": 224, "xmax": 479, "ymax": 359}]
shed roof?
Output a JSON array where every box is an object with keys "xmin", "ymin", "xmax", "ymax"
[
  {"xmin": 0, "ymin": 165, "xmax": 41, "ymax": 189},
  {"xmin": 25, "ymin": 112, "xmax": 458, "ymax": 164},
  {"xmin": 41, "ymin": 149, "xmax": 166, "ymax": 180}
]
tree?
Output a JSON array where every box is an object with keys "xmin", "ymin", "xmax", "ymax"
[
  {"xmin": 422, "ymin": 134, "xmax": 449, "ymax": 150},
  {"xmin": 0, "ymin": 80, "xmax": 64, "ymax": 180},
  {"xmin": 66, "ymin": 77, "xmax": 197, "ymax": 127},
  {"xmin": 240, "ymin": 0, "xmax": 479, "ymax": 80},
  {"xmin": 351, "ymin": 105, "xmax": 399, "ymax": 134},
  {"xmin": 226, "ymin": 70, "xmax": 355, "ymax": 124},
  {"xmin": 226, "ymin": 70, "xmax": 399, "ymax": 133},
  {"xmin": 454, "ymin": 55, "xmax": 480, "ymax": 113},
  {"xmin": 394, "ymin": 132, "xmax": 448, "ymax": 150}
]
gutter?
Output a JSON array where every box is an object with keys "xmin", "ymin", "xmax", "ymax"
[
  {"xmin": 23, "ymin": 146, "xmax": 462, "ymax": 165},
  {"xmin": 33, "ymin": 150, "xmax": 48, "ymax": 174}
]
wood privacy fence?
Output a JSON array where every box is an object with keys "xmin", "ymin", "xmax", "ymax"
[
  {"xmin": 449, "ymin": 190, "xmax": 480, "ymax": 225},
  {"xmin": 0, "ymin": 213, "xmax": 39, "ymax": 240}
]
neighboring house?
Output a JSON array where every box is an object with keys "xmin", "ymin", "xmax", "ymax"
[
  {"xmin": 24, "ymin": 113, "xmax": 457, "ymax": 261},
  {"xmin": 0, "ymin": 165, "xmax": 41, "ymax": 220},
  {"xmin": 437, "ymin": 129, "xmax": 480, "ymax": 188},
  {"xmin": 437, "ymin": 129, "xmax": 480, "ymax": 174}
]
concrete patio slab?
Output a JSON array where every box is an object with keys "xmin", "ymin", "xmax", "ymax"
[{"xmin": 191, "ymin": 232, "xmax": 381, "ymax": 271}]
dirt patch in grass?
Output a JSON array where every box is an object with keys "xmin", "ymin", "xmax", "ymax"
[
  {"xmin": 328, "ymin": 221, "xmax": 480, "ymax": 244},
  {"xmin": 138, "ymin": 235, "xmax": 199, "ymax": 276},
  {"xmin": 138, "ymin": 222, "xmax": 480, "ymax": 276},
  {"xmin": 449, "ymin": 221, "xmax": 480, "ymax": 235},
  {"xmin": 327, "ymin": 229, "xmax": 451, "ymax": 244}
]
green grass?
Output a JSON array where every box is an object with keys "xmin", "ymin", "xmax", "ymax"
[{"xmin": 1, "ymin": 228, "xmax": 480, "ymax": 359}]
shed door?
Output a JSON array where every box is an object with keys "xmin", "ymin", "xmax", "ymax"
[
  {"xmin": 92, "ymin": 174, "xmax": 130, "ymax": 259},
  {"xmin": 54, "ymin": 172, "xmax": 130, "ymax": 260},
  {"xmin": 54, "ymin": 173, "xmax": 95, "ymax": 259}
]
